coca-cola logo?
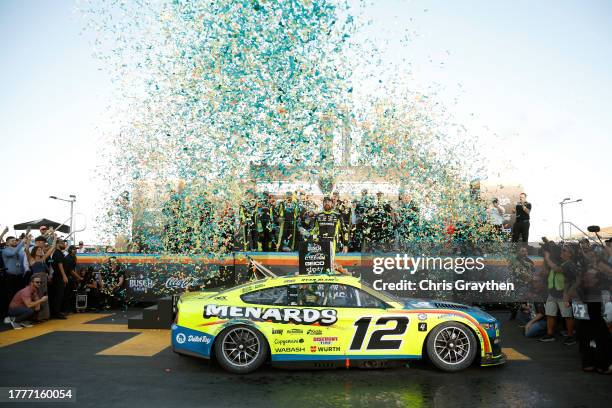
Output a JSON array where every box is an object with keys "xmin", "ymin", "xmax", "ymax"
[{"xmin": 165, "ymin": 276, "xmax": 201, "ymax": 289}]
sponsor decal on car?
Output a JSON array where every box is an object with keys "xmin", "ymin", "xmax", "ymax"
[
  {"xmin": 317, "ymin": 346, "xmax": 341, "ymax": 352},
  {"xmin": 272, "ymin": 329, "xmax": 283, "ymax": 335},
  {"xmin": 307, "ymin": 328, "xmax": 323, "ymax": 335},
  {"xmin": 310, "ymin": 346, "xmax": 317, "ymax": 353},
  {"xmin": 313, "ymin": 336, "xmax": 338, "ymax": 345},
  {"xmin": 418, "ymin": 313, "xmax": 427, "ymax": 321},
  {"xmin": 203, "ymin": 305, "xmax": 338, "ymax": 325},
  {"xmin": 274, "ymin": 347, "xmax": 306, "ymax": 353},
  {"xmin": 418, "ymin": 323, "xmax": 428, "ymax": 332},
  {"xmin": 274, "ymin": 338, "xmax": 305, "ymax": 345},
  {"xmin": 175, "ymin": 333, "xmax": 211, "ymax": 344},
  {"xmin": 286, "ymin": 328, "xmax": 303, "ymax": 335}
]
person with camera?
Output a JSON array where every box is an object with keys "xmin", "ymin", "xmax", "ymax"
[
  {"xmin": 540, "ymin": 245, "xmax": 577, "ymax": 345},
  {"xmin": 512, "ymin": 192, "xmax": 531, "ymax": 242},
  {"xmin": 489, "ymin": 198, "xmax": 506, "ymax": 236}
]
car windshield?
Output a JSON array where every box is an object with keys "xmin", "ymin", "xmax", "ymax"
[
  {"xmin": 213, "ymin": 278, "xmax": 269, "ymax": 295},
  {"xmin": 359, "ymin": 279, "xmax": 405, "ymax": 304}
]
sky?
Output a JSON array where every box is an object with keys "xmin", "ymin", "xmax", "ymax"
[{"xmin": 0, "ymin": 0, "xmax": 610, "ymax": 244}]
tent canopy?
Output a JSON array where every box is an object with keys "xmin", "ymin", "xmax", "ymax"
[{"xmin": 13, "ymin": 218, "xmax": 71, "ymax": 234}]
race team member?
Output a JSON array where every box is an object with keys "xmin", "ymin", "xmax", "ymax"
[
  {"xmin": 276, "ymin": 191, "xmax": 300, "ymax": 251},
  {"xmin": 254, "ymin": 192, "xmax": 276, "ymax": 252},
  {"xmin": 239, "ymin": 189, "xmax": 257, "ymax": 251},
  {"xmin": 333, "ymin": 191, "xmax": 352, "ymax": 252},
  {"xmin": 312, "ymin": 196, "xmax": 347, "ymax": 254}
]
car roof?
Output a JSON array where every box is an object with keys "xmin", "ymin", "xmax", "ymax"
[{"xmin": 265, "ymin": 274, "xmax": 362, "ymax": 286}]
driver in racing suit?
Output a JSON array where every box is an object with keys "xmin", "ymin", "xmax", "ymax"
[{"xmin": 311, "ymin": 196, "xmax": 348, "ymax": 255}]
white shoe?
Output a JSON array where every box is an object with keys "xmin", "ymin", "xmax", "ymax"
[
  {"xmin": 10, "ymin": 320, "xmax": 23, "ymax": 330},
  {"xmin": 3, "ymin": 317, "xmax": 11, "ymax": 324},
  {"xmin": 20, "ymin": 321, "xmax": 34, "ymax": 328}
]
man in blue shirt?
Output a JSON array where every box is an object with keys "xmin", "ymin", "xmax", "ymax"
[{"xmin": 2, "ymin": 235, "xmax": 26, "ymax": 317}]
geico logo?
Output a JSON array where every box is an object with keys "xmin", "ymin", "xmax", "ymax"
[
  {"xmin": 203, "ymin": 305, "xmax": 337, "ymax": 325},
  {"xmin": 274, "ymin": 338, "xmax": 304, "ymax": 345},
  {"xmin": 187, "ymin": 335, "xmax": 211, "ymax": 344},
  {"xmin": 304, "ymin": 261, "xmax": 325, "ymax": 266}
]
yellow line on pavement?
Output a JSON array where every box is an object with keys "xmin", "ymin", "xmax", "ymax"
[
  {"xmin": 0, "ymin": 313, "xmax": 112, "ymax": 348},
  {"xmin": 96, "ymin": 330, "xmax": 170, "ymax": 356},
  {"xmin": 502, "ymin": 347, "xmax": 531, "ymax": 360}
]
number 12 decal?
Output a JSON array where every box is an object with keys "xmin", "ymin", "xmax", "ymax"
[{"xmin": 350, "ymin": 316, "xmax": 409, "ymax": 350}]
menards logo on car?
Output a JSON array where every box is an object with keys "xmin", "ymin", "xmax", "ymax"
[{"xmin": 203, "ymin": 304, "xmax": 338, "ymax": 325}]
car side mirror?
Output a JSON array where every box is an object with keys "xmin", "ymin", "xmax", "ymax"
[{"xmin": 587, "ymin": 225, "xmax": 600, "ymax": 233}]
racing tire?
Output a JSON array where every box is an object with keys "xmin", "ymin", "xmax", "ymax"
[
  {"xmin": 214, "ymin": 325, "xmax": 268, "ymax": 374},
  {"xmin": 426, "ymin": 322, "xmax": 477, "ymax": 372}
]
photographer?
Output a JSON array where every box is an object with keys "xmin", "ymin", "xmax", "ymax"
[
  {"xmin": 512, "ymin": 193, "xmax": 531, "ymax": 242},
  {"xmin": 540, "ymin": 245, "xmax": 577, "ymax": 345},
  {"xmin": 489, "ymin": 198, "xmax": 506, "ymax": 236}
]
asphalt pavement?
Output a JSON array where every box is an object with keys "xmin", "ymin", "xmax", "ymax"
[{"xmin": 0, "ymin": 310, "xmax": 609, "ymax": 408}]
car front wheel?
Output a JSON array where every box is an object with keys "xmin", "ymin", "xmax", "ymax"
[
  {"xmin": 214, "ymin": 325, "xmax": 268, "ymax": 374},
  {"xmin": 426, "ymin": 322, "xmax": 477, "ymax": 372}
]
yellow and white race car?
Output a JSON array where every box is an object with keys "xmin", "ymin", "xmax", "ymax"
[{"xmin": 171, "ymin": 274, "xmax": 505, "ymax": 373}]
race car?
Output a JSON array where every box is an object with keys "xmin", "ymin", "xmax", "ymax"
[{"xmin": 171, "ymin": 274, "xmax": 506, "ymax": 373}]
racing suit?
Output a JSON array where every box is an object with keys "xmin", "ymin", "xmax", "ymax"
[
  {"xmin": 239, "ymin": 199, "xmax": 256, "ymax": 251},
  {"xmin": 335, "ymin": 199, "xmax": 352, "ymax": 251},
  {"xmin": 276, "ymin": 200, "xmax": 300, "ymax": 251},
  {"xmin": 254, "ymin": 199, "xmax": 276, "ymax": 252},
  {"xmin": 311, "ymin": 210, "xmax": 344, "ymax": 254}
]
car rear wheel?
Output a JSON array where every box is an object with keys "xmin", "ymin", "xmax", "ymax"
[
  {"xmin": 426, "ymin": 322, "xmax": 477, "ymax": 372},
  {"xmin": 214, "ymin": 325, "xmax": 268, "ymax": 374}
]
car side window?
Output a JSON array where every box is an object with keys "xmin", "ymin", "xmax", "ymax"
[
  {"xmin": 240, "ymin": 286, "xmax": 287, "ymax": 305},
  {"xmin": 326, "ymin": 284, "xmax": 358, "ymax": 307},
  {"xmin": 354, "ymin": 288, "xmax": 387, "ymax": 308},
  {"xmin": 288, "ymin": 284, "xmax": 326, "ymax": 307}
]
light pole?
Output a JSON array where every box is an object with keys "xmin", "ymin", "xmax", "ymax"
[
  {"xmin": 559, "ymin": 197, "xmax": 582, "ymax": 240},
  {"xmin": 49, "ymin": 194, "xmax": 77, "ymax": 244}
]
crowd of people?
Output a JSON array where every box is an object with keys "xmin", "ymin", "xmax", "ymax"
[
  {"xmin": 0, "ymin": 226, "xmax": 126, "ymax": 329},
  {"xmin": 159, "ymin": 189, "xmax": 532, "ymax": 255},
  {"xmin": 513, "ymin": 236, "xmax": 612, "ymax": 374}
]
